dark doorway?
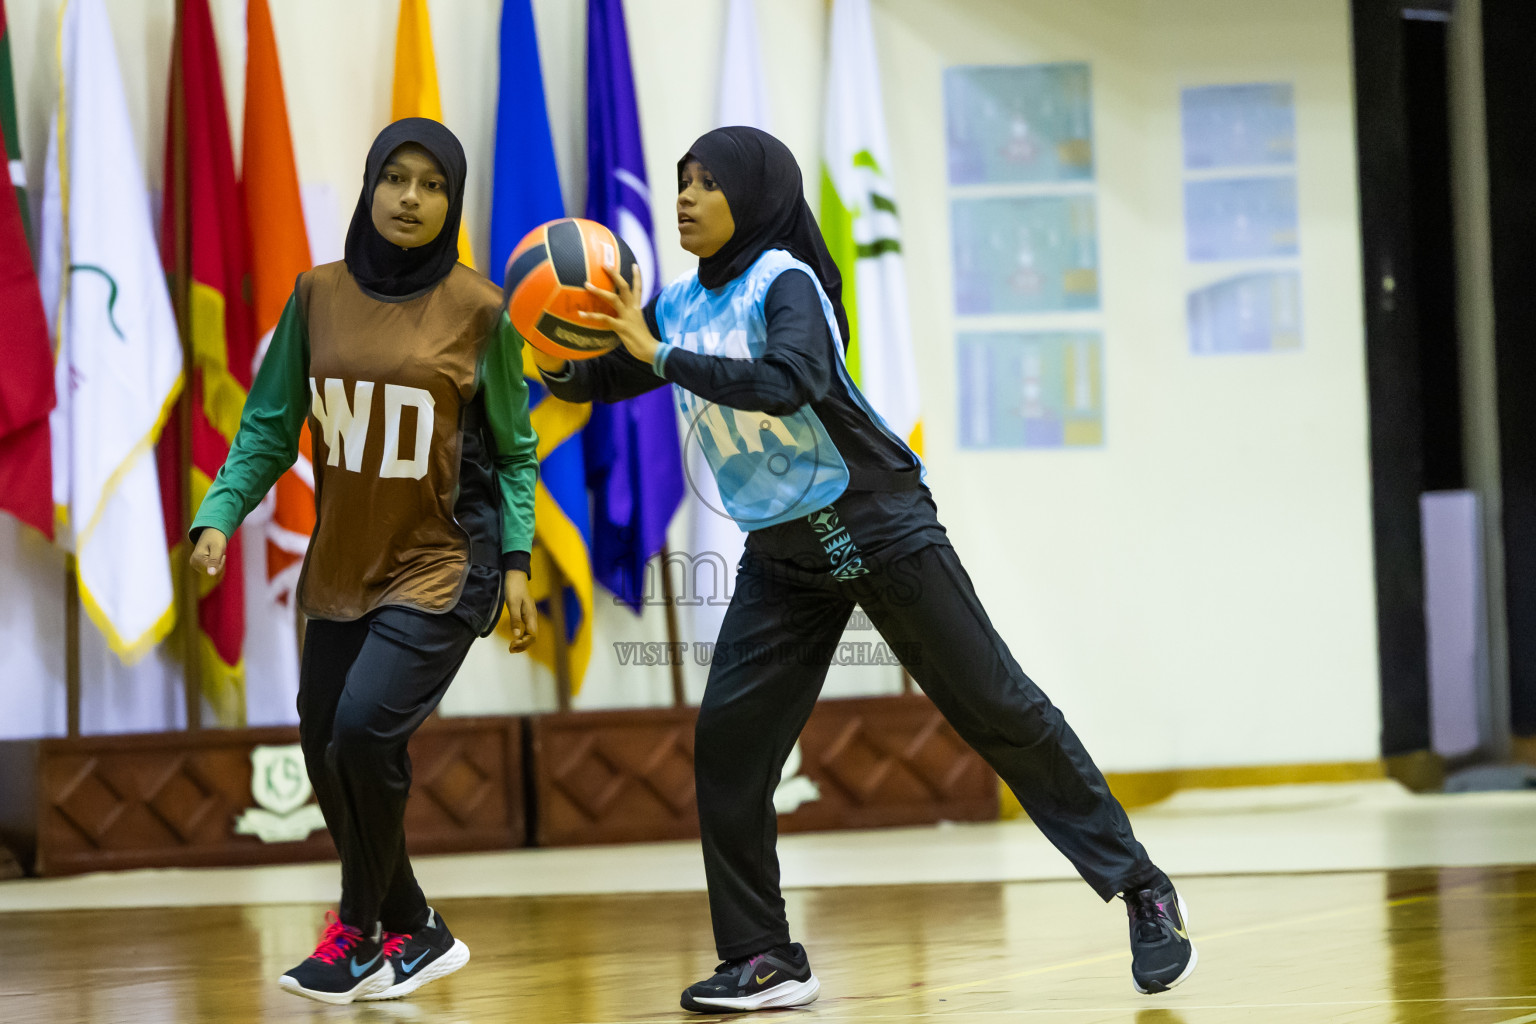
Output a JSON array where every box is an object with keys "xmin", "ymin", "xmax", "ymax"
[{"xmin": 1400, "ymin": 14, "xmax": 1464, "ymax": 494}]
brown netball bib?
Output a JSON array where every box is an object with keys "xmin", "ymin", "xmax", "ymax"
[{"xmin": 295, "ymin": 262, "xmax": 504, "ymax": 621}]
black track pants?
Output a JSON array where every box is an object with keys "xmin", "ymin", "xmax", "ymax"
[
  {"xmin": 695, "ymin": 543, "xmax": 1159, "ymax": 960},
  {"xmin": 298, "ymin": 605, "xmax": 476, "ymax": 933}
]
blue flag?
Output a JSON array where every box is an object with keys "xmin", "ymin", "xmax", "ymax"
[
  {"xmin": 491, "ymin": 0, "xmax": 564, "ymax": 271},
  {"xmin": 492, "ymin": 0, "xmax": 596, "ymax": 688},
  {"xmin": 584, "ymin": 0, "xmax": 685, "ymax": 610}
]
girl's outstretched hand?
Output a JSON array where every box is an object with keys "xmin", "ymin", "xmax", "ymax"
[
  {"xmin": 581, "ymin": 263, "xmax": 658, "ymax": 366},
  {"xmin": 190, "ymin": 528, "xmax": 227, "ymax": 578},
  {"xmin": 503, "ymin": 570, "xmax": 538, "ymax": 654}
]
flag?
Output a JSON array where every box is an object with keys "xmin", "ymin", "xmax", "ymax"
[
  {"xmin": 491, "ymin": 0, "xmax": 595, "ymax": 690},
  {"xmin": 718, "ymin": 0, "xmax": 770, "ymax": 129},
  {"xmin": 241, "ymin": 0, "xmax": 312, "ymax": 722},
  {"xmin": 0, "ymin": 0, "xmax": 55, "ymax": 539},
  {"xmin": 39, "ymin": 0, "xmax": 183, "ymax": 660},
  {"xmin": 392, "ymin": 0, "xmax": 474, "ymax": 269},
  {"xmin": 160, "ymin": 0, "xmax": 254, "ymax": 726},
  {"xmin": 682, "ymin": 0, "xmax": 767, "ymax": 644},
  {"xmin": 584, "ymin": 0, "xmax": 684, "ymax": 609},
  {"xmin": 821, "ymin": 0, "xmax": 922, "ymax": 453},
  {"xmin": 0, "ymin": 0, "xmax": 31, "ymax": 249}
]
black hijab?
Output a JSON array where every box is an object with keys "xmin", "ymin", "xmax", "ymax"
[
  {"xmin": 344, "ymin": 118, "xmax": 467, "ymax": 298},
  {"xmin": 682, "ymin": 126, "xmax": 851, "ymax": 349}
]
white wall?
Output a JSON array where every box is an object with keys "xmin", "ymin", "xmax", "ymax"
[
  {"xmin": 2, "ymin": 0, "xmax": 1379, "ymax": 770},
  {"xmin": 877, "ymin": 0, "xmax": 1378, "ymax": 770}
]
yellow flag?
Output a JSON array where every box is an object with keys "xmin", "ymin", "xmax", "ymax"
[{"xmin": 391, "ymin": 0, "xmax": 474, "ymax": 268}]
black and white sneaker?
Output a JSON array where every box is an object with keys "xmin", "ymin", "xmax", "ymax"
[
  {"xmin": 277, "ymin": 912, "xmax": 393, "ymax": 1004},
  {"xmin": 1124, "ymin": 878, "xmax": 1198, "ymax": 994},
  {"xmin": 361, "ymin": 907, "xmax": 471, "ymax": 1001},
  {"xmin": 681, "ymin": 942, "xmax": 820, "ymax": 1013}
]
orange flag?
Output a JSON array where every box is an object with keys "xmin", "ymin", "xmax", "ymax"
[
  {"xmin": 159, "ymin": 0, "xmax": 252, "ymax": 726},
  {"xmin": 392, "ymin": 0, "xmax": 474, "ymax": 268},
  {"xmin": 243, "ymin": 0, "xmax": 313, "ymax": 598}
]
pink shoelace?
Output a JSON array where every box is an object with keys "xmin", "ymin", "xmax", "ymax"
[{"xmin": 310, "ymin": 911, "xmax": 366, "ymax": 964}]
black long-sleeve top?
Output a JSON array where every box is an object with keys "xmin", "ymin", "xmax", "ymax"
[{"xmin": 542, "ymin": 269, "xmax": 948, "ymax": 572}]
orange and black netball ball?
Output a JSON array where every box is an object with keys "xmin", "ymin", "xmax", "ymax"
[{"xmin": 504, "ymin": 217, "xmax": 637, "ymax": 361}]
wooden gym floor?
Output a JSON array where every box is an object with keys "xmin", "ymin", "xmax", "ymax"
[{"xmin": 2, "ymin": 865, "xmax": 1535, "ymax": 1023}]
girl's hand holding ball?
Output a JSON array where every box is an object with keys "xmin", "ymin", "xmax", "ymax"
[{"xmin": 580, "ymin": 263, "xmax": 656, "ymax": 366}]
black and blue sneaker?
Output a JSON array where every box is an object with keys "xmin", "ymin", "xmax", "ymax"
[
  {"xmin": 1124, "ymin": 878, "xmax": 1198, "ymax": 994},
  {"xmin": 362, "ymin": 906, "xmax": 471, "ymax": 1001},
  {"xmin": 277, "ymin": 912, "xmax": 393, "ymax": 1004},
  {"xmin": 681, "ymin": 942, "xmax": 820, "ymax": 1013}
]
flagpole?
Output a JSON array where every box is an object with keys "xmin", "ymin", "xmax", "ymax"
[
  {"xmin": 170, "ymin": 0, "xmax": 201, "ymax": 732},
  {"xmin": 549, "ymin": 562, "xmax": 572, "ymax": 711},
  {"xmin": 659, "ymin": 544, "xmax": 686, "ymax": 707},
  {"xmin": 64, "ymin": 557, "xmax": 80, "ymax": 737}
]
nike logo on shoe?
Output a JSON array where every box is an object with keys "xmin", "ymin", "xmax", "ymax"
[
  {"xmin": 401, "ymin": 950, "xmax": 430, "ymax": 974},
  {"xmin": 350, "ymin": 953, "xmax": 382, "ymax": 978},
  {"xmin": 755, "ymin": 970, "xmax": 778, "ymax": 985},
  {"xmin": 1160, "ymin": 899, "xmax": 1190, "ymax": 940}
]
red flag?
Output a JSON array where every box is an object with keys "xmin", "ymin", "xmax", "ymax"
[
  {"xmin": 160, "ymin": 0, "xmax": 252, "ymax": 726},
  {"xmin": 0, "ymin": 0, "xmax": 54, "ymax": 539}
]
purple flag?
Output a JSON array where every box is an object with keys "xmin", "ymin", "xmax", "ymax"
[{"xmin": 584, "ymin": 0, "xmax": 684, "ymax": 609}]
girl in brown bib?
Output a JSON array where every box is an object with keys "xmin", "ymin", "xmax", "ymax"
[{"xmin": 188, "ymin": 118, "xmax": 539, "ymax": 1005}]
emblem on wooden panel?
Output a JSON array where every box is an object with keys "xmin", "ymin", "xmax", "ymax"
[
  {"xmin": 773, "ymin": 742, "xmax": 821, "ymax": 815},
  {"xmin": 234, "ymin": 744, "xmax": 326, "ymax": 843}
]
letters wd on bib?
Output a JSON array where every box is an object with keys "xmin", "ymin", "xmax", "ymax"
[{"xmin": 0, "ymin": 1, "xmax": 1524, "ymax": 1022}]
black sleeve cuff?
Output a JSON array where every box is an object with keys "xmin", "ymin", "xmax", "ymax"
[
  {"xmin": 500, "ymin": 550, "xmax": 532, "ymax": 577},
  {"xmin": 540, "ymin": 363, "xmax": 588, "ymax": 403},
  {"xmin": 661, "ymin": 346, "xmax": 702, "ymax": 390}
]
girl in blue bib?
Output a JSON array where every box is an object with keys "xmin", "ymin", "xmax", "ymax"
[{"xmin": 537, "ymin": 126, "xmax": 1196, "ymax": 1011}]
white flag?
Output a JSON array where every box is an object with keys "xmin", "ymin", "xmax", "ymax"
[
  {"xmin": 40, "ymin": 0, "xmax": 184, "ymax": 662},
  {"xmin": 821, "ymin": 0, "xmax": 921, "ymax": 451},
  {"xmin": 682, "ymin": 0, "xmax": 772, "ymax": 648},
  {"xmin": 718, "ymin": 0, "xmax": 771, "ymax": 129}
]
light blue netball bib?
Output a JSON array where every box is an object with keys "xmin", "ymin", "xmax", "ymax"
[{"xmin": 653, "ymin": 250, "xmax": 861, "ymax": 531}]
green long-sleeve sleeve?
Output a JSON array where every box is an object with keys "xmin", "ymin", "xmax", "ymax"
[
  {"xmin": 189, "ymin": 292, "xmax": 310, "ymax": 542},
  {"xmin": 483, "ymin": 313, "xmax": 539, "ymax": 558}
]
